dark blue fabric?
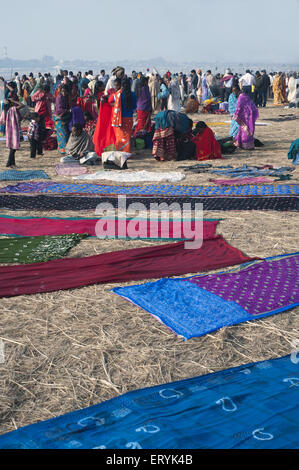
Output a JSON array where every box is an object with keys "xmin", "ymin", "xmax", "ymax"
[
  {"xmin": 121, "ymin": 92, "xmax": 137, "ymax": 118},
  {"xmin": 0, "ymin": 355, "xmax": 298, "ymax": 449}
]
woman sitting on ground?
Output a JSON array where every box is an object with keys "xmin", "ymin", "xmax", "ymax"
[
  {"xmin": 184, "ymin": 95, "xmax": 199, "ymax": 114},
  {"xmin": 63, "ymin": 123, "xmax": 97, "ymax": 164},
  {"xmin": 192, "ymin": 121, "xmax": 222, "ymax": 161}
]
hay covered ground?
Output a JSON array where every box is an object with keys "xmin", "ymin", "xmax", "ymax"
[{"xmin": 0, "ymin": 103, "xmax": 298, "ymax": 436}]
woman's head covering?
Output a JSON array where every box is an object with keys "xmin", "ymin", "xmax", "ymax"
[{"xmin": 112, "ymin": 66, "xmax": 125, "ymax": 79}]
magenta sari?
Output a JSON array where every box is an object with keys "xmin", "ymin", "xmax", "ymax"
[{"xmin": 233, "ymin": 93, "xmax": 259, "ymax": 149}]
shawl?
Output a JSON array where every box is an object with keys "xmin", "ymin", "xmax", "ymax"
[
  {"xmin": 54, "ymin": 93, "xmax": 69, "ymax": 116},
  {"xmin": 137, "ymin": 86, "xmax": 152, "ymax": 112},
  {"xmin": 0, "ymin": 107, "xmax": 20, "ymax": 149},
  {"xmin": 0, "ymin": 233, "xmax": 87, "ymax": 264},
  {"xmin": 233, "ymin": 93, "xmax": 259, "ymax": 136},
  {"xmin": 192, "ymin": 126, "xmax": 222, "ymax": 161},
  {"xmin": 65, "ymin": 130, "xmax": 94, "ymax": 156}
]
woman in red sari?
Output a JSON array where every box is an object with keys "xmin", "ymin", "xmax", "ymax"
[{"xmin": 192, "ymin": 121, "xmax": 222, "ymax": 161}]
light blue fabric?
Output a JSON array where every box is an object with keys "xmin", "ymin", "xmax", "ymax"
[
  {"xmin": 0, "ymin": 170, "xmax": 50, "ymax": 181},
  {"xmin": 228, "ymin": 93, "xmax": 239, "ymax": 137},
  {"xmin": 0, "ymin": 355, "xmax": 297, "ymax": 449}
]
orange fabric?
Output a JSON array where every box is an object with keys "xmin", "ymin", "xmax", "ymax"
[
  {"xmin": 114, "ymin": 117, "xmax": 133, "ymax": 153},
  {"xmin": 111, "ymin": 90, "xmax": 122, "ymax": 128},
  {"xmin": 192, "ymin": 126, "xmax": 223, "ymax": 161}
]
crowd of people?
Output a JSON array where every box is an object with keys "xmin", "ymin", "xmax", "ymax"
[{"xmin": 0, "ymin": 66, "xmax": 298, "ymax": 168}]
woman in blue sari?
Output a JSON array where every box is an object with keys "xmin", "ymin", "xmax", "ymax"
[
  {"xmin": 201, "ymin": 75, "xmax": 210, "ymax": 102},
  {"xmin": 228, "ymin": 87, "xmax": 240, "ymax": 138}
]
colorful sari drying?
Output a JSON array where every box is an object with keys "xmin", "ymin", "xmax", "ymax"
[
  {"xmin": 0, "ymin": 215, "xmax": 219, "ymax": 240},
  {"xmin": 0, "ymin": 233, "xmax": 87, "ymax": 264},
  {"xmin": 0, "ymin": 236, "xmax": 257, "ymax": 298},
  {"xmin": 233, "ymin": 93, "xmax": 259, "ymax": 150},
  {"xmin": 1, "ymin": 355, "xmax": 297, "ymax": 449},
  {"xmin": 2, "ymin": 181, "xmax": 298, "ymax": 196},
  {"xmin": 113, "ymin": 252, "xmax": 299, "ymax": 339},
  {"xmin": 0, "ymin": 170, "xmax": 49, "ymax": 181},
  {"xmin": 0, "ymin": 194, "xmax": 298, "ymax": 212}
]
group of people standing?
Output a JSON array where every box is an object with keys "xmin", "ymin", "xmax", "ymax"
[{"xmin": 0, "ymin": 65, "xmax": 298, "ymax": 168}]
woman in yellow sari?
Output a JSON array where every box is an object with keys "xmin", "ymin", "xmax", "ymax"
[{"xmin": 273, "ymin": 73, "xmax": 286, "ymax": 104}]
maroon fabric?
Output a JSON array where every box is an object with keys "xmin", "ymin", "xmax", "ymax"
[{"xmin": 0, "ymin": 236, "xmax": 258, "ymax": 298}]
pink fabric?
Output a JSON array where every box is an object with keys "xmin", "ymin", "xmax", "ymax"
[
  {"xmin": 0, "ymin": 107, "xmax": 20, "ymax": 149},
  {"xmin": 209, "ymin": 177, "xmax": 274, "ymax": 186},
  {"xmin": 55, "ymin": 164, "xmax": 89, "ymax": 176},
  {"xmin": 0, "ymin": 217, "xmax": 218, "ymax": 239}
]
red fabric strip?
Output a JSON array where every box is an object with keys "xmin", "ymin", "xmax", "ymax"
[
  {"xmin": 0, "ymin": 217, "xmax": 218, "ymax": 239},
  {"xmin": 0, "ymin": 236, "xmax": 258, "ymax": 298}
]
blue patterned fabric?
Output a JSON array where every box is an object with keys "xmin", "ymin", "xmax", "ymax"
[
  {"xmin": 0, "ymin": 170, "xmax": 50, "ymax": 181},
  {"xmin": 0, "ymin": 355, "xmax": 297, "ymax": 449},
  {"xmin": 113, "ymin": 279, "xmax": 251, "ymax": 339},
  {"xmin": 1, "ymin": 181, "xmax": 299, "ymax": 196},
  {"xmin": 112, "ymin": 253, "xmax": 299, "ymax": 340},
  {"xmin": 210, "ymin": 164, "xmax": 294, "ymax": 179}
]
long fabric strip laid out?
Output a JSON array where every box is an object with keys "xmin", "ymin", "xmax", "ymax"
[
  {"xmin": 0, "ymin": 355, "xmax": 297, "ymax": 449},
  {"xmin": 0, "ymin": 234, "xmax": 87, "ymax": 264},
  {"xmin": 55, "ymin": 163, "xmax": 89, "ymax": 176},
  {"xmin": 208, "ymin": 177, "xmax": 274, "ymax": 186},
  {"xmin": 73, "ymin": 170, "xmax": 186, "ymax": 183},
  {"xmin": 0, "ymin": 236, "xmax": 257, "ymax": 298},
  {"xmin": 210, "ymin": 165, "xmax": 294, "ymax": 179},
  {"xmin": 0, "ymin": 194, "xmax": 298, "ymax": 211},
  {"xmin": 0, "ymin": 170, "xmax": 50, "ymax": 181},
  {"xmin": 1, "ymin": 181, "xmax": 299, "ymax": 196},
  {"xmin": 113, "ymin": 253, "xmax": 299, "ymax": 339},
  {"xmin": 0, "ymin": 215, "xmax": 219, "ymax": 240}
]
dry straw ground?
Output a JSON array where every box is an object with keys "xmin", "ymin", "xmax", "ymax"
[{"xmin": 0, "ymin": 103, "xmax": 298, "ymax": 436}]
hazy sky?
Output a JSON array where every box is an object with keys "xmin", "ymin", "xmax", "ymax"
[{"xmin": 1, "ymin": 0, "xmax": 298, "ymax": 63}]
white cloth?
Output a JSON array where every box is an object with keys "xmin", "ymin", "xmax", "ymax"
[
  {"xmin": 73, "ymin": 170, "xmax": 185, "ymax": 183},
  {"xmin": 239, "ymin": 73, "xmax": 254, "ymax": 87},
  {"xmin": 101, "ymin": 151, "xmax": 131, "ymax": 168},
  {"xmin": 288, "ymin": 77, "xmax": 299, "ymax": 104},
  {"xmin": 105, "ymin": 75, "xmax": 116, "ymax": 94}
]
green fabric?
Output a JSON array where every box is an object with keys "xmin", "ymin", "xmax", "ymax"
[
  {"xmin": 135, "ymin": 138, "xmax": 146, "ymax": 150},
  {"xmin": 0, "ymin": 233, "xmax": 88, "ymax": 264}
]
